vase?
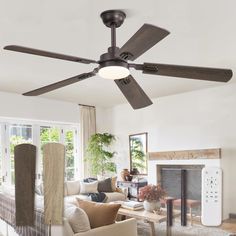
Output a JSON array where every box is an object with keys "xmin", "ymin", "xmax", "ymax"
[
  {"xmin": 143, "ymin": 200, "xmax": 161, "ymax": 212},
  {"xmin": 120, "ymin": 168, "xmax": 130, "ymax": 181},
  {"xmin": 130, "ymin": 168, "xmax": 140, "ymax": 175}
]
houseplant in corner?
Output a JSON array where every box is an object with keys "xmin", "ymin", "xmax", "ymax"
[
  {"xmin": 86, "ymin": 133, "xmax": 116, "ymax": 178},
  {"xmin": 139, "ymin": 184, "xmax": 166, "ymax": 212}
]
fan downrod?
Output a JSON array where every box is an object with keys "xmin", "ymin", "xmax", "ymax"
[{"xmin": 100, "ymin": 10, "xmax": 126, "ymax": 28}]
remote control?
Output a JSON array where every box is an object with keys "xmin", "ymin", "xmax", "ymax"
[{"xmin": 201, "ymin": 167, "xmax": 222, "ymax": 226}]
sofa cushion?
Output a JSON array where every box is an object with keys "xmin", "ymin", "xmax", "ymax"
[
  {"xmin": 64, "ymin": 206, "xmax": 91, "ymax": 233},
  {"xmin": 35, "ymin": 182, "xmax": 68, "ymax": 196},
  {"xmin": 80, "ymin": 181, "xmax": 98, "ymax": 194},
  {"xmin": 65, "ymin": 194, "xmax": 91, "ymax": 205},
  {"xmin": 105, "ymin": 192, "xmax": 126, "ymax": 202},
  {"xmin": 77, "ymin": 199, "xmax": 121, "ymax": 229},
  {"xmin": 66, "ymin": 180, "xmax": 80, "ymax": 195},
  {"xmin": 97, "ymin": 178, "xmax": 113, "ymax": 192}
]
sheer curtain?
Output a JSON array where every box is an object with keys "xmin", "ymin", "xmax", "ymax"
[{"xmin": 79, "ymin": 105, "xmax": 96, "ymax": 178}]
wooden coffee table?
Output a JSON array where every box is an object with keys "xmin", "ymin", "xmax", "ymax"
[{"xmin": 118, "ymin": 207, "xmax": 180, "ymax": 236}]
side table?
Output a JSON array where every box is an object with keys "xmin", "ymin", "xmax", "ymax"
[{"xmin": 117, "ymin": 180, "xmax": 147, "ymax": 201}]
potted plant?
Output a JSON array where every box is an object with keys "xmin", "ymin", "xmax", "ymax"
[
  {"xmin": 139, "ymin": 184, "xmax": 166, "ymax": 212},
  {"xmin": 86, "ymin": 133, "xmax": 116, "ymax": 178}
]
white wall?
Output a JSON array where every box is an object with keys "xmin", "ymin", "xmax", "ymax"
[
  {"xmin": 0, "ymin": 91, "xmax": 80, "ymax": 124},
  {"xmin": 96, "ymin": 83, "xmax": 236, "ymax": 219}
]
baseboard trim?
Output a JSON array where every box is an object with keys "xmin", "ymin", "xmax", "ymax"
[{"xmin": 229, "ymin": 213, "xmax": 236, "ymax": 219}]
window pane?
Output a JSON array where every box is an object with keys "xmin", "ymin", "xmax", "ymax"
[
  {"xmin": 40, "ymin": 126, "xmax": 60, "ymax": 171},
  {"xmin": 0, "ymin": 126, "xmax": 2, "ymax": 186},
  {"xmin": 65, "ymin": 130, "xmax": 76, "ymax": 181},
  {"xmin": 10, "ymin": 124, "xmax": 33, "ymax": 185},
  {"xmin": 66, "ymin": 168, "xmax": 75, "ymax": 181}
]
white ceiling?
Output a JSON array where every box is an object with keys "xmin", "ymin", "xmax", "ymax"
[{"xmin": 0, "ymin": 0, "xmax": 235, "ymax": 107}]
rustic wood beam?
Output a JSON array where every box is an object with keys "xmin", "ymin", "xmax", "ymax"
[{"xmin": 148, "ymin": 148, "xmax": 221, "ymax": 160}]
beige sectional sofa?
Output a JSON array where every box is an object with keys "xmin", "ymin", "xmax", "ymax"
[{"xmin": 64, "ymin": 180, "xmax": 126, "ymax": 204}]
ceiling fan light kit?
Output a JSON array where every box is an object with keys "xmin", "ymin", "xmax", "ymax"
[
  {"xmin": 98, "ymin": 65, "xmax": 130, "ymax": 80},
  {"xmin": 4, "ymin": 10, "xmax": 233, "ymax": 109}
]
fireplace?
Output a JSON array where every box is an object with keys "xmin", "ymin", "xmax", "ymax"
[
  {"xmin": 157, "ymin": 165, "xmax": 203, "ymax": 216},
  {"xmin": 147, "ymin": 148, "xmax": 221, "ymax": 219}
]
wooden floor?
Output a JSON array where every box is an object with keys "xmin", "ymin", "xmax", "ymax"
[{"xmin": 220, "ymin": 218, "xmax": 236, "ymax": 233}]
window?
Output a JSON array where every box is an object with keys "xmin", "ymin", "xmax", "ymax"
[
  {"xmin": 39, "ymin": 126, "xmax": 78, "ymax": 181},
  {"xmin": 9, "ymin": 124, "xmax": 33, "ymax": 184},
  {"xmin": 0, "ymin": 120, "xmax": 79, "ymax": 186},
  {"xmin": 40, "ymin": 126, "xmax": 60, "ymax": 170},
  {"xmin": 64, "ymin": 129, "xmax": 76, "ymax": 181}
]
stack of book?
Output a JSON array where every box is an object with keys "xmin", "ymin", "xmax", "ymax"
[{"xmin": 121, "ymin": 201, "xmax": 144, "ymax": 210}]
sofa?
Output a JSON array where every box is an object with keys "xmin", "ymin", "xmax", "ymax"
[
  {"xmin": 0, "ymin": 179, "xmax": 133, "ymax": 236},
  {"xmin": 51, "ymin": 218, "xmax": 137, "ymax": 236},
  {"xmin": 63, "ymin": 180, "xmax": 126, "ymax": 205},
  {"xmin": 59, "ymin": 179, "xmax": 135, "ymax": 236}
]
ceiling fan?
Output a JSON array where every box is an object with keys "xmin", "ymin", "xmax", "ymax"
[{"xmin": 4, "ymin": 10, "xmax": 233, "ymax": 109}]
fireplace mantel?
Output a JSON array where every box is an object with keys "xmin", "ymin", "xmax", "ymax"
[{"xmin": 148, "ymin": 148, "xmax": 221, "ymax": 160}]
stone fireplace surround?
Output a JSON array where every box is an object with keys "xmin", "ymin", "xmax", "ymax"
[{"xmin": 147, "ymin": 148, "xmax": 221, "ymax": 185}]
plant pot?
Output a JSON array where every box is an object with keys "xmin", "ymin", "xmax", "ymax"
[
  {"xmin": 143, "ymin": 200, "xmax": 161, "ymax": 212},
  {"xmin": 120, "ymin": 169, "xmax": 130, "ymax": 181}
]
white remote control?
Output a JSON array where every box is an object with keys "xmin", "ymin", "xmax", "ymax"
[{"xmin": 201, "ymin": 167, "xmax": 222, "ymax": 226}]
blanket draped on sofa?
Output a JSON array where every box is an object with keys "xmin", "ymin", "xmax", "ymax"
[
  {"xmin": 0, "ymin": 193, "xmax": 48, "ymax": 236},
  {"xmin": 88, "ymin": 192, "xmax": 107, "ymax": 202}
]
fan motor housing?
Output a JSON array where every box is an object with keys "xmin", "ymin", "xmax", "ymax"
[{"xmin": 99, "ymin": 60, "xmax": 129, "ymax": 70}]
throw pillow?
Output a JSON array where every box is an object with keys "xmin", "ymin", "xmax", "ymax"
[
  {"xmin": 111, "ymin": 176, "xmax": 117, "ymax": 192},
  {"xmin": 66, "ymin": 180, "xmax": 80, "ymax": 195},
  {"xmin": 97, "ymin": 178, "xmax": 113, "ymax": 192},
  {"xmin": 64, "ymin": 206, "xmax": 91, "ymax": 233},
  {"xmin": 83, "ymin": 177, "xmax": 97, "ymax": 183},
  {"xmin": 80, "ymin": 181, "xmax": 98, "ymax": 194},
  {"xmin": 76, "ymin": 199, "xmax": 121, "ymax": 229}
]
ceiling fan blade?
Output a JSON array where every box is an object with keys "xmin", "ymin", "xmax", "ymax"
[
  {"xmin": 131, "ymin": 63, "xmax": 233, "ymax": 82},
  {"xmin": 115, "ymin": 75, "xmax": 153, "ymax": 109},
  {"xmin": 117, "ymin": 24, "xmax": 169, "ymax": 61},
  {"xmin": 23, "ymin": 69, "xmax": 98, "ymax": 96},
  {"xmin": 4, "ymin": 45, "xmax": 97, "ymax": 64}
]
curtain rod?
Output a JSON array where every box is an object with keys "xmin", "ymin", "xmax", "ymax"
[{"xmin": 78, "ymin": 104, "xmax": 95, "ymax": 108}]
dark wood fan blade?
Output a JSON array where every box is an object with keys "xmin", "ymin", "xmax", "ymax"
[
  {"xmin": 130, "ymin": 63, "xmax": 233, "ymax": 82},
  {"xmin": 115, "ymin": 75, "xmax": 153, "ymax": 109},
  {"xmin": 4, "ymin": 45, "xmax": 97, "ymax": 64},
  {"xmin": 23, "ymin": 69, "xmax": 97, "ymax": 96},
  {"xmin": 117, "ymin": 24, "xmax": 169, "ymax": 61}
]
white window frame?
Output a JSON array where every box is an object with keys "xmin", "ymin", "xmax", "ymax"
[{"xmin": 0, "ymin": 118, "xmax": 79, "ymax": 186}]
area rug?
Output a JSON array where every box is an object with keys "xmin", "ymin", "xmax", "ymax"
[{"xmin": 137, "ymin": 221, "xmax": 231, "ymax": 236}]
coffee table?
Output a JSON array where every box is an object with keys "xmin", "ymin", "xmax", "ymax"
[{"xmin": 118, "ymin": 207, "xmax": 180, "ymax": 236}]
